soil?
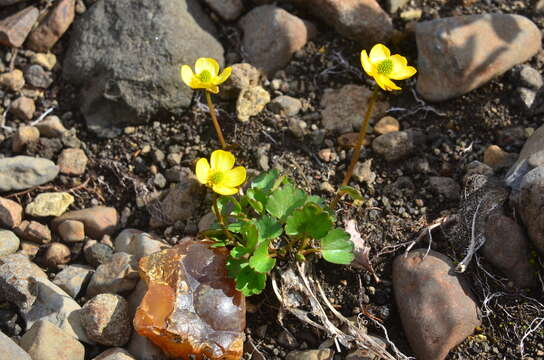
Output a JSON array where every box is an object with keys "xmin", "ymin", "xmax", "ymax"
[{"xmin": 2, "ymin": 0, "xmax": 544, "ymax": 359}]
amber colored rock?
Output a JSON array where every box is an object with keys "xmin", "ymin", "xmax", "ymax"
[{"xmin": 134, "ymin": 238, "xmax": 246, "ymax": 360}]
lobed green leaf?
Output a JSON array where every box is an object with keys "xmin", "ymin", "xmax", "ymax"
[{"xmin": 320, "ymin": 229, "xmax": 355, "ymax": 264}]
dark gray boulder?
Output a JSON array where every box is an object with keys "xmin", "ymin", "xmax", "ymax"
[{"xmin": 63, "ymin": 0, "xmax": 224, "ymax": 138}]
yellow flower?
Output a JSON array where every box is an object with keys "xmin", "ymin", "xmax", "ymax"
[
  {"xmin": 196, "ymin": 150, "xmax": 246, "ymax": 196},
  {"xmin": 360, "ymin": 44, "xmax": 417, "ymax": 91},
  {"xmin": 181, "ymin": 58, "xmax": 232, "ymax": 94}
]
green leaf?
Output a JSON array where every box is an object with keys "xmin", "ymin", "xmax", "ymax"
[
  {"xmin": 210, "ymin": 241, "xmax": 226, "ymax": 248},
  {"xmin": 235, "ymin": 264, "xmax": 267, "ymax": 296},
  {"xmin": 320, "ymin": 229, "xmax": 355, "ymax": 264},
  {"xmin": 249, "ymin": 240, "xmax": 276, "ymax": 273},
  {"xmin": 226, "ymin": 257, "xmax": 246, "ymax": 279},
  {"xmin": 255, "ymin": 215, "xmax": 283, "ymax": 242},
  {"xmin": 227, "ymin": 222, "xmax": 242, "ymax": 233},
  {"xmin": 230, "ymin": 246, "xmax": 251, "ymax": 259},
  {"xmin": 246, "ymin": 188, "xmax": 266, "ymax": 214},
  {"xmin": 250, "ymin": 169, "xmax": 279, "ymax": 192},
  {"xmin": 306, "ymin": 195, "xmax": 326, "ymax": 208},
  {"xmin": 241, "ymin": 222, "xmax": 259, "ymax": 250},
  {"xmin": 285, "ymin": 203, "xmax": 332, "ymax": 239},
  {"xmin": 339, "ymin": 186, "xmax": 364, "ymax": 201},
  {"xmin": 266, "ymin": 184, "xmax": 307, "ymax": 220}
]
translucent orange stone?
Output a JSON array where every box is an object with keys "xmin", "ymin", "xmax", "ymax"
[{"xmin": 133, "ymin": 238, "xmax": 246, "ymax": 360}]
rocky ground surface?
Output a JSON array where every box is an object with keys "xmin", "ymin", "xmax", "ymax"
[{"xmin": 1, "ymin": 0, "xmax": 544, "ymax": 359}]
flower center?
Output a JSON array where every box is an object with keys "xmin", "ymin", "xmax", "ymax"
[
  {"xmin": 209, "ymin": 170, "xmax": 224, "ymax": 185},
  {"xmin": 198, "ymin": 70, "xmax": 212, "ymax": 83},
  {"xmin": 376, "ymin": 59, "xmax": 393, "ymax": 75}
]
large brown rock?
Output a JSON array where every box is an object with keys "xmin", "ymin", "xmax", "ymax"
[
  {"xmin": 0, "ymin": 197, "xmax": 23, "ymax": 229},
  {"xmin": 288, "ymin": 0, "xmax": 393, "ymax": 47},
  {"xmin": 483, "ymin": 213, "xmax": 537, "ymax": 288},
  {"xmin": 416, "ymin": 14, "xmax": 541, "ymax": 102},
  {"xmin": 393, "ymin": 249, "xmax": 480, "ymax": 360},
  {"xmin": 52, "ymin": 206, "xmax": 119, "ymax": 239},
  {"xmin": 238, "ymin": 5, "xmax": 314, "ymax": 77},
  {"xmin": 26, "ymin": 0, "xmax": 75, "ymax": 52},
  {"xmin": 0, "ymin": 6, "xmax": 39, "ymax": 48}
]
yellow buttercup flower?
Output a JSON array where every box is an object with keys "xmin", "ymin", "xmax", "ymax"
[
  {"xmin": 181, "ymin": 58, "xmax": 232, "ymax": 94},
  {"xmin": 196, "ymin": 150, "xmax": 246, "ymax": 196},
  {"xmin": 360, "ymin": 44, "xmax": 416, "ymax": 91}
]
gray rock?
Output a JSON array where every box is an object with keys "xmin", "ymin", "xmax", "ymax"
[
  {"xmin": 321, "ymin": 85, "xmax": 389, "ymax": 133},
  {"xmin": 0, "ymin": 330, "xmax": 32, "ymax": 360},
  {"xmin": 238, "ymin": 5, "xmax": 313, "ymax": 77},
  {"xmin": 63, "ymin": 0, "xmax": 224, "ymax": 138},
  {"xmin": 35, "ymin": 116, "xmax": 67, "ymax": 137},
  {"xmin": 0, "ymin": 230, "xmax": 20, "ymax": 257},
  {"xmin": 84, "ymin": 240, "xmax": 114, "ymax": 267},
  {"xmin": 506, "ymin": 124, "xmax": 544, "ymax": 189},
  {"xmin": 86, "ymin": 252, "xmax": 139, "ymax": 297},
  {"xmin": 269, "ymin": 95, "xmax": 302, "ymax": 116},
  {"xmin": 0, "ymin": 156, "xmax": 59, "ymax": 192},
  {"xmin": 0, "ymin": 254, "xmax": 92, "ymax": 343},
  {"xmin": 20, "ymin": 320, "xmax": 85, "ymax": 360},
  {"xmin": 203, "ymin": 0, "xmax": 243, "ymax": 21},
  {"xmin": 518, "ymin": 167, "xmax": 544, "ymax": 255},
  {"xmin": 429, "ymin": 176, "xmax": 461, "ymax": 200},
  {"xmin": 149, "ymin": 168, "xmax": 204, "ymax": 227},
  {"xmin": 81, "ymin": 294, "xmax": 131, "ymax": 346},
  {"xmin": 24, "ymin": 65, "xmax": 53, "ymax": 89},
  {"xmin": 483, "ymin": 213, "xmax": 537, "ymax": 288},
  {"xmin": 514, "ymin": 65, "xmax": 543, "ymax": 90},
  {"xmin": 416, "ymin": 14, "xmax": 541, "ymax": 102},
  {"xmin": 114, "ymin": 229, "xmax": 166, "ymax": 261},
  {"xmin": 393, "ymin": 249, "xmax": 480, "ymax": 360},
  {"xmin": 372, "ymin": 130, "xmax": 426, "ymax": 161},
  {"xmin": 53, "ymin": 264, "xmax": 94, "ymax": 298},
  {"xmin": 127, "ymin": 331, "xmax": 168, "ymax": 360}
]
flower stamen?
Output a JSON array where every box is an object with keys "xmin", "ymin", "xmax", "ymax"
[
  {"xmin": 198, "ymin": 70, "xmax": 212, "ymax": 83},
  {"xmin": 209, "ymin": 170, "xmax": 224, "ymax": 185},
  {"xmin": 376, "ymin": 59, "xmax": 393, "ymax": 75}
]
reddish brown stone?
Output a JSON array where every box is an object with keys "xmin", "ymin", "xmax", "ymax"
[
  {"xmin": 484, "ymin": 213, "xmax": 537, "ymax": 288},
  {"xmin": 0, "ymin": 197, "xmax": 23, "ymax": 228},
  {"xmin": 134, "ymin": 238, "xmax": 245, "ymax": 360},
  {"xmin": 26, "ymin": 0, "xmax": 75, "ymax": 52},
  {"xmin": 57, "ymin": 148, "xmax": 88, "ymax": 175},
  {"xmin": 53, "ymin": 206, "xmax": 118, "ymax": 240},
  {"xmin": 0, "ymin": 6, "xmax": 39, "ymax": 48},
  {"xmin": 288, "ymin": 0, "xmax": 393, "ymax": 47},
  {"xmin": 393, "ymin": 249, "xmax": 481, "ymax": 360},
  {"xmin": 10, "ymin": 96, "xmax": 35, "ymax": 121},
  {"xmin": 14, "ymin": 220, "xmax": 52, "ymax": 244}
]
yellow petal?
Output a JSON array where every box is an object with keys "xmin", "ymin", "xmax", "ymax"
[
  {"xmin": 181, "ymin": 65, "xmax": 197, "ymax": 88},
  {"xmin": 389, "ymin": 55, "xmax": 417, "ymax": 80},
  {"xmin": 195, "ymin": 158, "xmax": 211, "ymax": 184},
  {"xmin": 212, "ymin": 184, "xmax": 239, "ymax": 196},
  {"xmin": 210, "ymin": 150, "xmax": 235, "ymax": 171},
  {"xmin": 375, "ymin": 74, "xmax": 401, "ymax": 91},
  {"xmin": 369, "ymin": 44, "xmax": 390, "ymax": 63},
  {"xmin": 195, "ymin": 58, "xmax": 219, "ymax": 77},
  {"xmin": 213, "ymin": 67, "xmax": 232, "ymax": 85},
  {"xmin": 360, "ymin": 50, "xmax": 375, "ymax": 76},
  {"xmin": 206, "ymin": 85, "xmax": 220, "ymax": 94},
  {"xmin": 221, "ymin": 166, "xmax": 246, "ymax": 187}
]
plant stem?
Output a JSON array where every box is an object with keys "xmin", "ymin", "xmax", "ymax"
[
  {"xmin": 205, "ymin": 91, "xmax": 227, "ymax": 149},
  {"xmin": 301, "ymin": 248, "xmax": 321, "ymax": 256},
  {"xmin": 212, "ymin": 194, "xmax": 234, "ymax": 243},
  {"xmin": 330, "ymin": 86, "xmax": 379, "ymax": 209}
]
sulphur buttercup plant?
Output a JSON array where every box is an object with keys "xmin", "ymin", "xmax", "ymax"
[
  {"xmin": 196, "ymin": 150, "xmax": 355, "ymax": 296},
  {"xmin": 332, "ymin": 44, "xmax": 416, "ymax": 208},
  {"xmin": 181, "ymin": 57, "xmax": 232, "ymax": 149}
]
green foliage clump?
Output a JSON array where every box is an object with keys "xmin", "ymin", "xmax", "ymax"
[{"xmin": 201, "ymin": 170, "xmax": 356, "ymax": 296}]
